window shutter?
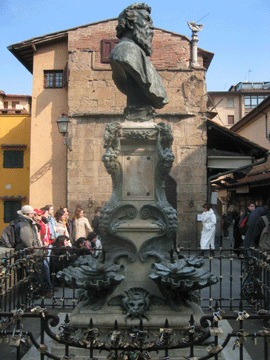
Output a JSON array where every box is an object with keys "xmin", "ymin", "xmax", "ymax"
[
  {"xmin": 63, "ymin": 62, "xmax": 69, "ymax": 88},
  {"xmin": 12, "ymin": 101, "xmax": 20, "ymax": 109},
  {"xmin": 4, "ymin": 201, "xmax": 21, "ymax": 223},
  {"xmin": 227, "ymin": 115, "xmax": 234, "ymax": 125},
  {"xmin": 101, "ymin": 39, "xmax": 119, "ymax": 63},
  {"xmin": 3, "ymin": 151, "xmax": 24, "ymax": 168}
]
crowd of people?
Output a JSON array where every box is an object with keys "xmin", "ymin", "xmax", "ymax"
[
  {"xmin": 200, "ymin": 197, "xmax": 270, "ymax": 255},
  {"xmin": 12, "ymin": 204, "xmax": 102, "ymax": 297}
]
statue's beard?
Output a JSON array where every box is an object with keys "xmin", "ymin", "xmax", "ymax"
[{"xmin": 133, "ymin": 24, "xmax": 153, "ymax": 56}]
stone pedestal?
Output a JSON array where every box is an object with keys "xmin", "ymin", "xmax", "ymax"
[
  {"xmin": 71, "ymin": 302, "xmax": 204, "ymax": 329},
  {"xmin": 61, "ymin": 115, "xmax": 217, "ymax": 337}
]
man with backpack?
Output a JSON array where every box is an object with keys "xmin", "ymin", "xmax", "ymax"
[
  {"xmin": 14, "ymin": 205, "xmax": 40, "ymax": 251},
  {"xmin": 252, "ymin": 198, "xmax": 270, "ymax": 251},
  {"xmin": 243, "ymin": 199, "xmax": 269, "ymax": 254}
]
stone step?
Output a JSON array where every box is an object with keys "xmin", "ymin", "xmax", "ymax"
[{"xmin": 50, "ymin": 344, "xmax": 210, "ymax": 359}]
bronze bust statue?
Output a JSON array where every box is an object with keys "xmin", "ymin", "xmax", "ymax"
[{"xmin": 110, "ymin": 3, "xmax": 168, "ymax": 117}]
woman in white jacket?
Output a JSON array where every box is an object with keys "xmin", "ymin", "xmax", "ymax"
[
  {"xmin": 72, "ymin": 206, "xmax": 93, "ymax": 241},
  {"xmin": 200, "ymin": 202, "xmax": 216, "ymax": 250}
]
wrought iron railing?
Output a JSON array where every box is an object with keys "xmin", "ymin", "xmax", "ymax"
[
  {"xmin": 1, "ymin": 247, "xmax": 270, "ymax": 359},
  {"xmin": 0, "ymin": 299, "xmax": 270, "ymax": 360},
  {"xmin": 0, "ymin": 246, "xmax": 270, "ymax": 312}
]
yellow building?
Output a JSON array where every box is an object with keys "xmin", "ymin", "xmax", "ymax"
[{"xmin": 0, "ymin": 91, "xmax": 31, "ymax": 232}]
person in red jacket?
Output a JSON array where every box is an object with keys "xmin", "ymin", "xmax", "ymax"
[{"xmin": 38, "ymin": 208, "xmax": 52, "ymax": 246}]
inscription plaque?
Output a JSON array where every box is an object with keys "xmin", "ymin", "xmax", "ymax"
[{"xmin": 123, "ymin": 154, "xmax": 155, "ymax": 200}]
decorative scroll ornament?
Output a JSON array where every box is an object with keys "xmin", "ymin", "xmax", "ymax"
[
  {"xmin": 150, "ymin": 251, "xmax": 218, "ymax": 311},
  {"xmin": 139, "ymin": 123, "xmax": 178, "ymax": 262},
  {"xmin": 123, "ymin": 129, "xmax": 157, "ymax": 141},
  {"xmin": 57, "ymin": 256, "xmax": 125, "ymax": 310},
  {"xmin": 100, "ymin": 204, "xmax": 138, "ymax": 263},
  {"xmin": 100, "ymin": 121, "xmax": 137, "ymax": 264}
]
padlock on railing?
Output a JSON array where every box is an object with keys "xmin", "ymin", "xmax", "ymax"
[
  {"xmin": 236, "ymin": 310, "xmax": 249, "ymax": 321},
  {"xmin": 207, "ymin": 344, "xmax": 223, "ymax": 354},
  {"xmin": 38, "ymin": 343, "xmax": 48, "ymax": 354},
  {"xmin": 11, "ymin": 308, "xmax": 24, "ymax": 322},
  {"xmin": 209, "ymin": 325, "xmax": 223, "ymax": 336},
  {"xmin": 9, "ymin": 326, "xmax": 22, "ymax": 347}
]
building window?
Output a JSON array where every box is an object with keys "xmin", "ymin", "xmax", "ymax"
[
  {"xmin": 3, "ymin": 151, "xmax": 24, "ymax": 168},
  {"xmin": 4, "ymin": 201, "xmax": 21, "ymax": 223},
  {"xmin": 244, "ymin": 95, "xmax": 268, "ymax": 108},
  {"xmin": 44, "ymin": 70, "xmax": 63, "ymax": 88},
  {"xmin": 12, "ymin": 101, "xmax": 20, "ymax": 108},
  {"xmin": 226, "ymin": 97, "xmax": 234, "ymax": 108},
  {"xmin": 228, "ymin": 115, "xmax": 234, "ymax": 125},
  {"xmin": 101, "ymin": 39, "xmax": 119, "ymax": 63},
  {"xmin": 4, "ymin": 101, "xmax": 8, "ymax": 109}
]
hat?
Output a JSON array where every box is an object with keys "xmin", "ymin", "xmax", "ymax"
[
  {"xmin": 34, "ymin": 208, "xmax": 44, "ymax": 216},
  {"xmin": 17, "ymin": 205, "xmax": 36, "ymax": 215}
]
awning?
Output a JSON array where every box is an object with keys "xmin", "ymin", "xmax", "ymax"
[{"xmin": 207, "ymin": 119, "xmax": 268, "ymax": 176}]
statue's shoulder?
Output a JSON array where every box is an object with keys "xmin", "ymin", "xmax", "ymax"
[{"xmin": 109, "ymin": 39, "xmax": 142, "ymax": 62}]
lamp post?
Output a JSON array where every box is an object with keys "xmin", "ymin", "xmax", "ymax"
[{"xmin": 56, "ymin": 113, "xmax": 72, "ymax": 151}]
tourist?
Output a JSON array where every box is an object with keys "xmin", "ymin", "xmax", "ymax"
[
  {"xmin": 44, "ymin": 205, "xmax": 59, "ymax": 241},
  {"xmin": 51, "ymin": 235, "xmax": 74, "ymax": 274},
  {"xmin": 251, "ymin": 198, "xmax": 270, "ymax": 249},
  {"xmin": 33, "ymin": 209, "xmax": 43, "ymax": 248},
  {"xmin": 92, "ymin": 207, "xmax": 101, "ymax": 238},
  {"xmin": 66, "ymin": 210, "xmax": 73, "ymax": 241},
  {"xmin": 39, "ymin": 207, "xmax": 51, "ymax": 246},
  {"xmin": 200, "ymin": 202, "xmax": 216, "ymax": 253},
  {"xmin": 87, "ymin": 231, "xmax": 102, "ymax": 257},
  {"xmin": 74, "ymin": 237, "xmax": 92, "ymax": 255},
  {"xmin": 14, "ymin": 205, "xmax": 40, "ymax": 251},
  {"xmin": 55, "ymin": 208, "xmax": 70, "ymax": 238},
  {"xmin": 233, "ymin": 210, "xmax": 244, "ymax": 255},
  {"xmin": 244, "ymin": 198, "xmax": 269, "ymax": 253},
  {"xmin": 72, "ymin": 206, "xmax": 93, "ymax": 241}
]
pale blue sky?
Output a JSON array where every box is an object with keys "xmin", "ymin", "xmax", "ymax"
[{"xmin": 1, "ymin": 0, "xmax": 270, "ymax": 95}]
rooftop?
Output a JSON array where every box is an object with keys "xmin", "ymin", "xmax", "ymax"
[
  {"xmin": 8, "ymin": 18, "xmax": 214, "ymax": 74},
  {"xmin": 230, "ymin": 82, "xmax": 270, "ymax": 92},
  {"xmin": 0, "ymin": 91, "xmax": 31, "ymax": 98}
]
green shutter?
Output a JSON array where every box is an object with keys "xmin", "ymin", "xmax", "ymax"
[
  {"xmin": 3, "ymin": 151, "xmax": 24, "ymax": 168},
  {"xmin": 4, "ymin": 201, "xmax": 21, "ymax": 223}
]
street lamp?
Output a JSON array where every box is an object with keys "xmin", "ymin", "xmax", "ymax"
[{"xmin": 57, "ymin": 113, "xmax": 72, "ymax": 151}]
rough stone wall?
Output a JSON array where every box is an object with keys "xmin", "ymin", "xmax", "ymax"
[
  {"xmin": 67, "ymin": 20, "xmax": 206, "ymax": 115},
  {"xmin": 67, "ymin": 19, "xmax": 207, "ymax": 245},
  {"xmin": 67, "ymin": 115, "xmax": 121, "ymax": 216}
]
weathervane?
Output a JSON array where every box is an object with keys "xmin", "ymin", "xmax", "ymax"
[{"xmin": 187, "ymin": 21, "xmax": 204, "ymax": 67}]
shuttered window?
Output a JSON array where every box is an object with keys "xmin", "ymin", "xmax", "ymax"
[
  {"xmin": 3, "ymin": 151, "xmax": 24, "ymax": 168},
  {"xmin": 4, "ymin": 201, "xmax": 21, "ymax": 223},
  {"xmin": 227, "ymin": 115, "xmax": 234, "ymax": 125},
  {"xmin": 101, "ymin": 39, "xmax": 119, "ymax": 63}
]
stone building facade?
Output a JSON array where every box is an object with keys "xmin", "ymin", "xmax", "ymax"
[{"xmin": 8, "ymin": 18, "xmax": 214, "ymax": 246}]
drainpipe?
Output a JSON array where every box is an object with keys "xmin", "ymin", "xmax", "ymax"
[{"xmin": 207, "ymin": 153, "xmax": 269, "ymax": 202}]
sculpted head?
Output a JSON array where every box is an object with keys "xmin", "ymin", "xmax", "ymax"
[{"xmin": 116, "ymin": 3, "xmax": 154, "ymax": 56}]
